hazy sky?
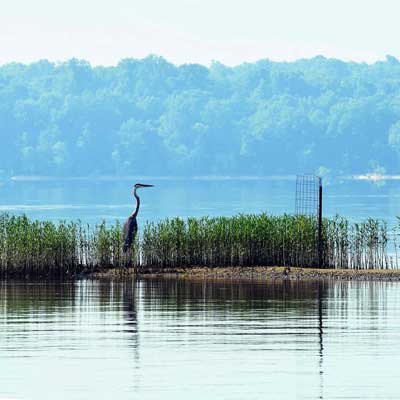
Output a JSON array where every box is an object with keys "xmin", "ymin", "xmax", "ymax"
[{"xmin": 1, "ymin": 0, "xmax": 399, "ymax": 66}]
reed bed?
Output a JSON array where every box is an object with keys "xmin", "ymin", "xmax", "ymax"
[
  {"xmin": 141, "ymin": 214, "xmax": 395, "ymax": 270},
  {"xmin": 0, "ymin": 213, "xmax": 135, "ymax": 276},
  {"xmin": 0, "ymin": 212, "xmax": 398, "ymax": 276}
]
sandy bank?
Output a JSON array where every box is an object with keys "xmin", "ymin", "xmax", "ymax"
[{"xmin": 92, "ymin": 266, "xmax": 400, "ymax": 282}]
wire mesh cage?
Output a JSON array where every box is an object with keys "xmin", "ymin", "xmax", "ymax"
[
  {"xmin": 295, "ymin": 174, "xmax": 322, "ymax": 216},
  {"xmin": 295, "ymin": 174, "xmax": 324, "ymax": 267}
]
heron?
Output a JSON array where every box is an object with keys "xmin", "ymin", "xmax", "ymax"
[{"xmin": 123, "ymin": 183, "xmax": 154, "ymax": 253}]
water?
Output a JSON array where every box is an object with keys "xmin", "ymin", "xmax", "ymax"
[
  {"xmin": 1, "ymin": 177, "xmax": 400, "ymax": 225},
  {"xmin": 1, "ymin": 178, "xmax": 400, "ymax": 399},
  {"xmin": 1, "ymin": 278, "xmax": 400, "ymax": 399}
]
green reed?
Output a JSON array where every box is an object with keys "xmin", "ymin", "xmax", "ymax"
[
  {"xmin": 141, "ymin": 213, "xmax": 396, "ymax": 270},
  {"xmin": 141, "ymin": 213, "xmax": 320, "ymax": 268},
  {"xmin": 0, "ymin": 212, "xmax": 398, "ymax": 276},
  {"xmin": 0, "ymin": 213, "xmax": 134, "ymax": 276}
]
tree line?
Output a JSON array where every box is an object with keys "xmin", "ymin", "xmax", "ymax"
[{"xmin": 1, "ymin": 55, "xmax": 400, "ymax": 177}]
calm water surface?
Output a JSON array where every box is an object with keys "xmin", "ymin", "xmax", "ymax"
[
  {"xmin": 1, "ymin": 178, "xmax": 400, "ymax": 399},
  {"xmin": 1, "ymin": 278, "xmax": 400, "ymax": 399},
  {"xmin": 1, "ymin": 177, "xmax": 400, "ymax": 224}
]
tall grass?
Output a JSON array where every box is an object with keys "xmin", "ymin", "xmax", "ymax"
[
  {"xmin": 141, "ymin": 214, "xmax": 394, "ymax": 270},
  {"xmin": 0, "ymin": 212, "xmax": 398, "ymax": 276},
  {"xmin": 0, "ymin": 213, "xmax": 134, "ymax": 276}
]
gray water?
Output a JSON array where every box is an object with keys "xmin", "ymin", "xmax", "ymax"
[
  {"xmin": 1, "ymin": 278, "xmax": 400, "ymax": 399},
  {"xmin": 1, "ymin": 178, "xmax": 400, "ymax": 399},
  {"xmin": 1, "ymin": 176, "xmax": 400, "ymax": 224}
]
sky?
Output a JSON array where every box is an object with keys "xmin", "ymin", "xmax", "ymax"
[{"xmin": 0, "ymin": 0, "xmax": 399, "ymax": 66}]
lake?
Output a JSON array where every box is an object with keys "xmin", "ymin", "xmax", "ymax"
[
  {"xmin": 1, "ymin": 176, "xmax": 400, "ymax": 225},
  {"xmin": 1, "ymin": 177, "xmax": 400, "ymax": 399},
  {"xmin": 1, "ymin": 278, "xmax": 400, "ymax": 399}
]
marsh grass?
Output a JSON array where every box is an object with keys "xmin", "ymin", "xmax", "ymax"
[
  {"xmin": 141, "ymin": 214, "xmax": 394, "ymax": 270},
  {"xmin": 0, "ymin": 214, "xmax": 135, "ymax": 276},
  {"xmin": 0, "ymin": 212, "xmax": 397, "ymax": 276}
]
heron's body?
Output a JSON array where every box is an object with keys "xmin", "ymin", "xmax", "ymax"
[
  {"xmin": 122, "ymin": 183, "xmax": 153, "ymax": 253},
  {"xmin": 122, "ymin": 215, "xmax": 138, "ymax": 252}
]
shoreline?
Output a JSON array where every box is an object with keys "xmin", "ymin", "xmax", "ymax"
[
  {"xmin": 92, "ymin": 266, "xmax": 400, "ymax": 282},
  {"xmin": 4, "ymin": 266, "xmax": 400, "ymax": 282}
]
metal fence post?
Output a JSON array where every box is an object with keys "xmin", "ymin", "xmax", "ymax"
[{"xmin": 318, "ymin": 178, "xmax": 323, "ymax": 268}]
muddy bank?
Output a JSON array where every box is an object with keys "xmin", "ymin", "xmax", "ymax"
[{"xmin": 92, "ymin": 266, "xmax": 400, "ymax": 282}]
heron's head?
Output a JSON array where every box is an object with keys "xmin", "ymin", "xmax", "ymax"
[{"xmin": 133, "ymin": 183, "xmax": 154, "ymax": 192}]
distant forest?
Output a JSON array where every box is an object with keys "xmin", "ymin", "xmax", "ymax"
[{"xmin": 1, "ymin": 55, "xmax": 400, "ymax": 177}]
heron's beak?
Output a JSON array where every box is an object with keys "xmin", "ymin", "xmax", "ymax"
[{"xmin": 138, "ymin": 184, "xmax": 154, "ymax": 188}]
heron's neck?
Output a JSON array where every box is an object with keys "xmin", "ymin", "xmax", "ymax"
[{"xmin": 132, "ymin": 188, "xmax": 140, "ymax": 217}]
